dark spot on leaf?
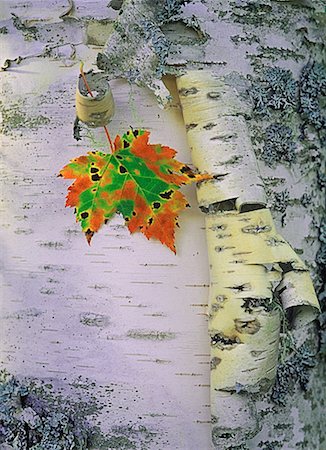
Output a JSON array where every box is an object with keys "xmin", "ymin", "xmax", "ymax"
[
  {"xmin": 148, "ymin": 218, "xmax": 153, "ymax": 225},
  {"xmin": 74, "ymin": 208, "xmax": 77, "ymax": 214},
  {"xmin": 91, "ymin": 173, "xmax": 101, "ymax": 181},
  {"xmin": 116, "ymin": 155, "xmax": 123, "ymax": 160},
  {"xmin": 132, "ymin": 211, "xmax": 136, "ymax": 216},
  {"xmin": 91, "ymin": 162, "xmax": 95, "ymax": 165},
  {"xmin": 181, "ymin": 165, "xmax": 196, "ymax": 177},
  {"xmin": 168, "ymin": 169, "xmax": 173, "ymax": 174},
  {"xmin": 119, "ymin": 165, "xmax": 127, "ymax": 174},
  {"xmin": 186, "ymin": 203, "xmax": 190, "ymax": 207},
  {"xmin": 153, "ymin": 202, "xmax": 161, "ymax": 209},
  {"xmin": 133, "ymin": 129, "xmax": 139, "ymax": 137},
  {"xmin": 125, "ymin": 217, "xmax": 129, "ymax": 222},
  {"xmin": 123, "ymin": 140, "xmax": 129, "ymax": 148},
  {"xmin": 90, "ymin": 167, "xmax": 99, "ymax": 173},
  {"xmin": 81, "ymin": 212, "xmax": 89, "ymax": 219},
  {"xmin": 104, "ymin": 219, "xmax": 109, "ymax": 224},
  {"xmin": 160, "ymin": 190, "xmax": 173, "ymax": 199},
  {"xmin": 180, "ymin": 165, "xmax": 191, "ymax": 173}
]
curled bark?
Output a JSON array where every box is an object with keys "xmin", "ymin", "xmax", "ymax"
[{"xmin": 176, "ymin": 70, "xmax": 320, "ymax": 445}]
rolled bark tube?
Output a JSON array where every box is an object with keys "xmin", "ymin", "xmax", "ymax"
[
  {"xmin": 76, "ymin": 70, "xmax": 115, "ymax": 127},
  {"xmin": 278, "ymin": 270, "xmax": 320, "ymax": 329},
  {"xmin": 176, "ymin": 69, "xmax": 320, "ymax": 445}
]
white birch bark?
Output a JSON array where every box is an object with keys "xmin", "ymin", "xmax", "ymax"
[{"xmin": 0, "ymin": 1, "xmax": 325, "ymax": 449}]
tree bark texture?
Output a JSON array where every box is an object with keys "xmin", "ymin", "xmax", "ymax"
[{"xmin": 0, "ymin": 1, "xmax": 325, "ymax": 449}]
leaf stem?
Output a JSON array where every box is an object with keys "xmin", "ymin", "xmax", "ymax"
[
  {"xmin": 79, "ymin": 62, "xmax": 114, "ymax": 153},
  {"xmin": 103, "ymin": 126, "xmax": 114, "ymax": 151}
]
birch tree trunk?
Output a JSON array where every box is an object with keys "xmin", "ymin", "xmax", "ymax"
[{"xmin": 1, "ymin": 1, "xmax": 325, "ymax": 449}]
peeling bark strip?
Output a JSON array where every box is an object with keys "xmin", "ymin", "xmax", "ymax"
[
  {"xmin": 177, "ymin": 70, "xmax": 266, "ymax": 211},
  {"xmin": 206, "ymin": 209, "xmax": 320, "ymax": 390},
  {"xmin": 176, "ymin": 70, "xmax": 320, "ymax": 446}
]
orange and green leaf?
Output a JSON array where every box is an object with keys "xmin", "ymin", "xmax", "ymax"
[{"xmin": 60, "ymin": 129, "xmax": 211, "ymax": 253}]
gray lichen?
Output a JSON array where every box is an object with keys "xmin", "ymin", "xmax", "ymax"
[
  {"xmin": 158, "ymin": 0, "xmax": 188, "ymax": 23},
  {"xmin": 260, "ymin": 124, "xmax": 296, "ymax": 166},
  {"xmin": 225, "ymin": 444, "xmax": 249, "ymax": 450},
  {"xmin": 269, "ymin": 189, "xmax": 290, "ymax": 226},
  {"xmin": 255, "ymin": 46, "xmax": 305, "ymax": 63},
  {"xmin": 257, "ymin": 441, "xmax": 282, "ymax": 450},
  {"xmin": 231, "ymin": 1, "xmax": 273, "ymax": 28},
  {"xmin": 271, "ymin": 344, "xmax": 316, "ymax": 406},
  {"xmin": 0, "ymin": 371, "xmax": 96, "ymax": 449},
  {"xmin": 299, "ymin": 61, "xmax": 326, "ymax": 144},
  {"xmin": 104, "ymin": 425, "xmax": 158, "ymax": 450},
  {"xmin": 97, "ymin": 0, "xmax": 187, "ymax": 104},
  {"xmin": 270, "ymin": 190, "xmax": 290, "ymax": 214},
  {"xmin": 0, "ymin": 100, "xmax": 50, "ymax": 135},
  {"xmin": 231, "ymin": 0, "xmax": 318, "ymax": 34},
  {"xmin": 250, "ymin": 67, "xmax": 297, "ymax": 116},
  {"xmin": 300, "ymin": 192, "xmax": 312, "ymax": 208},
  {"xmin": 11, "ymin": 13, "xmax": 39, "ymax": 40},
  {"xmin": 319, "ymin": 309, "xmax": 326, "ymax": 357},
  {"xmin": 317, "ymin": 170, "xmax": 326, "ymax": 189},
  {"xmin": 316, "ymin": 238, "xmax": 326, "ymax": 268},
  {"xmin": 317, "ymin": 216, "xmax": 326, "ymax": 356},
  {"xmin": 0, "ymin": 372, "xmax": 164, "ymax": 450},
  {"xmin": 105, "ymin": 434, "xmax": 136, "ymax": 449}
]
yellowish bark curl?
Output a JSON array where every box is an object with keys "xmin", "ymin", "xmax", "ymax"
[{"xmin": 176, "ymin": 70, "xmax": 320, "ymax": 444}]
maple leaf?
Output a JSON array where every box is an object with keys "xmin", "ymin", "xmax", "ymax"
[{"xmin": 59, "ymin": 129, "xmax": 210, "ymax": 253}]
